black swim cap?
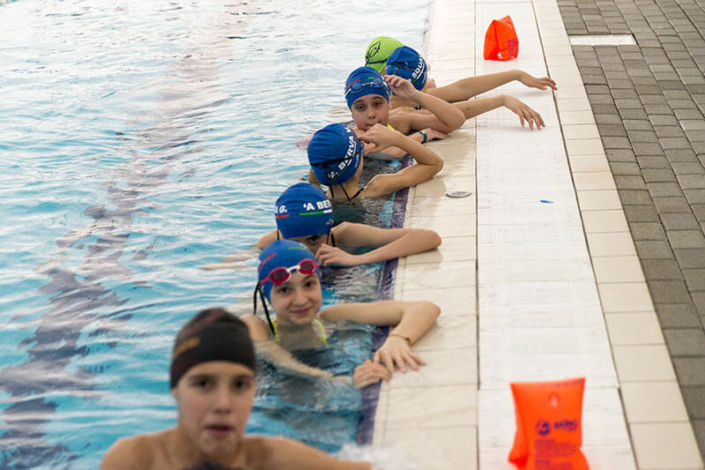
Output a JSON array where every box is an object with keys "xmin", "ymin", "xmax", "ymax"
[{"xmin": 170, "ymin": 308, "xmax": 256, "ymax": 389}]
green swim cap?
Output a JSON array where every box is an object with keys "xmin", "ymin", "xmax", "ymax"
[{"xmin": 364, "ymin": 36, "xmax": 404, "ymax": 73}]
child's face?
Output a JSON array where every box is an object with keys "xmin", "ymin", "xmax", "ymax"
[
  {"xmin": 350, "ymin": 94, "xmax": 389, "ymax": 132},
  {"xmin": 173, "ymin": 361, "xmax": 255, "ymax": 460},
  {"xmin": 289, "ymin": 234, "xmax": 325, "ymax": 255},
  {"xmin": 269, "ymin": 272, "xmax": 322, "ymax": 326}
]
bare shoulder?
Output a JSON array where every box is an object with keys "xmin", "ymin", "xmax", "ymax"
[
  {"xmin": 100, "ymin": 432, "xmax": 164, "ymax": 470},
  {"xmin": 240, "ymin": 313, "xmax": 271, "ymax": 341},
  {"xmin": 360, "ymin": 173, "xmax": 403, "ymax": 199},
  {"xmin": 331, "ymin": 221, "xmax": 366, "ymax": 239},
  {"xmin": 244, "ymin": 435, "xmax": 371, "ymax": 470}
]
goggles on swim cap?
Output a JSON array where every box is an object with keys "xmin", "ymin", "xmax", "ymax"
[
  {"xmin": 259, "ymin": 258, "xmax": 319, "ymax": 286},
  {"xmin": 254, "ymin": 240, "xmax": 320, "ymax": 335},
  {"xmin": 344, "ymin": 66, "xmax": 390, "ymax": 108},
  {"xmin": 344, "ymin": 75, "xmax": 388, "ymax": 100}
]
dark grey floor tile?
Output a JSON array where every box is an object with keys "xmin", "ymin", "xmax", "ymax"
[
  {"xmin": 673, "ymin": 357, "xmax": 705, "ymax": 385},
  {"xmin": 664, "ymin": 329, "xmax": 705, "ymax": 356}
]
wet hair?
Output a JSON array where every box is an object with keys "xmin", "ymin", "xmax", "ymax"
[{"xmin": 169, "ymin": 308, "xmax": 256, "ymax": 388}]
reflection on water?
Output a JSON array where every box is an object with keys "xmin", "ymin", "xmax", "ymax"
[
  {"xmin": 0, "ymin": 0, "xmax": 426, "ymax": 466},
  {"xmin": 0, "ymin": 1, "xmax": 253, "ymax": 467}
]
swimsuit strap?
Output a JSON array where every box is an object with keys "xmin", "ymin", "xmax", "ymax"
[
  {"xmin": 330, "ymin": 232, "xmax": 337, "ymax": 248},
  {"xmin": 313, "ymin": 318, "xmax": 329, "ymax": 346},
  {"xmin": 349, "ymin": 185, "xmax": 366, "ymax": 201},
  {"xmin": 271, "ymin": 319, "xmax": 281, "ymax": 344},
  {"xmin": 271, "ymin": 318, "xmax": 329, "ymax": 346}
]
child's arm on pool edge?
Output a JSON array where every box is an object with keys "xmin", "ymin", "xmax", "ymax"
[
  {"xmin": 320, "ymin": 300, "xmax": 440, "ymax": 373},
  {"xmin": 358, "ymin": 125, "xmax": 443, "ymax": 198},
  {"xmin": 426, "ymin": 69, "xmax": 557, "ymax": 102},
  {"xmin": 386, "ymin": 74, "xmax": 464, "ymax": 133},
  {"xmin": 316, "ymin": 223, "xmax": 441, "ymax": 266}
]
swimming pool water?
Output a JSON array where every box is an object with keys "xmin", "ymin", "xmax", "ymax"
[{"xmin": 0, "ymin": 0, "xmax": 428, "ymax": 467}]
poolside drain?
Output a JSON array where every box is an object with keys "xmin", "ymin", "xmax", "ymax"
[
  {"xmin": 568, "ymin": 34, "xmax": 636, "ymax": 46},
  {"xmin": 445, "ymin": 190, "xmax": 472, "ymax": 198}
]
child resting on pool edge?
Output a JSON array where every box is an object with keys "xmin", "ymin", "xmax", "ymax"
[
  {"xmin": 308, "ymin": 121, "xmax": 443, "ymax": 201},
  {"xmin": 242, "ymin": 240, "xmax": 440, "ymax": 385},
  {"xmin": 380, "ymin": 47, "xmax": 549, "ymax": 131},
  {"xmin": 259, "ymin": 182, "xmax": 441, "ymax": 266},
  {"xmin": 365, "ymin": 36, "xmax": 557, "ymax": 106},
  {"xmin": 202, "ymin": 182, "xmax": 441, "ymax": 269},
  {"xmin": 100, "ymin": 308, "xmax": 372, "ymax": 470}
]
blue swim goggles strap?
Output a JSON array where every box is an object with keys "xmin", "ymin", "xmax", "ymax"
[
  {"xmin": 344, "ymin": 76, "xmax": 389, "ymax": 98},
  {"xmin": 253, "ymin": 284, "xmax": 276, "ymax": 335}
]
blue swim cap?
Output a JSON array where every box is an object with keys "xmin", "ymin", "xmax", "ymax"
[
  {"xmin": 307, "ymin": 123, "xmax": 364, "ymax": 186},
  {"xmin": 345, "ymin": 66, "xmax": 390, "ymax": 109},
  {"xmin": 384, "ymin": 46, "xmax": 428, "ymax": 91},
  {"xmin": 257, "ymin": 240, "xmax": 319, "ymax": 301},
  {"xmin": 275, "ymin": 183, "xmax": 333, "ymax": 238}
]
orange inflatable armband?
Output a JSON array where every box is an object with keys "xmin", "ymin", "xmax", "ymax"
[
  {"xmin": 483, "ymin": 15, "xmax": 519, "ymax": 61},
  {"xmin": 508, "ymin": 377, "xmax": 589, "ymax": 469}
]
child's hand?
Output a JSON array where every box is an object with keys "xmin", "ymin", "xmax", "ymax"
[
  {"xmin": 353, "ymin": 360, "xmax": 390, "ymax": 388},
  {"xmin": 518, "ymin": 71, "xmax": 557, "ymax": 91},
  {"xmin": 358, "ymin": 123, "xmax": 399, "ymax": 151},
  {"xmin": 502, "ymin": 95, "xmax": 546, "ymax": 130},
  {"xmin": 384, "ymin": 74, "xmax": 417, "ymax": 100},
  {"xmin": 296, "ymin": 131, "xmax": 314, "ymax": 150},
  {"xmin": 316, "ymin": 244, "xmax": 359, "ymax": 267},
  {"xmin": 374, "ymin": 335, "xmax": 426, "ymax": 373}
]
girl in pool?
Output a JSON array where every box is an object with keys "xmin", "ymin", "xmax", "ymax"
[
  {"xmin": 202, "ymin": 182, "xmax": 441, "ymax": 269},
  {"xmin": 345, "ymin": 66, "xmax": 464, "ymax": 158},
  {"xmin": 241, "ymin": 240, "xmax": 440, "ymax": 386},
  {"xmin": 307, "ymin": 121, "xmax": 442, "ymax": 201},
  {"xmin": 258, "ymin": 182, "xmax": 441, "ymax": 266},
  {"xmin": 365, "ymin": 37, "xmax": 557, "ymax": 111},
  {"xmin": 342, "ymin": 66, "xmax": 545, "ymax": 164},
  {"xmin": 101, "ymin": 308, "xmax": 371, "ymax": 469}
]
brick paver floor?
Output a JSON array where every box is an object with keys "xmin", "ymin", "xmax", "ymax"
[{"xmin": 557, "ymin": 0, "xmax": 705, "ymax": 460}]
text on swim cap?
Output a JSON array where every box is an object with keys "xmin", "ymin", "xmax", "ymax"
[
  {"xmin": 412, "ymin": 59, "xmax": 425, "ymax": 80},
  {"xmin": 276, "ymin": 199, "xmax": 332, "ymax": 216},
  {"xmin": 345, "ymin": 132, "xmax": 357, "ymax": 158}
]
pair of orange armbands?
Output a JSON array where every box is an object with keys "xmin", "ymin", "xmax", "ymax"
[
  {"xmin": 484, "ymin": 15, "xmax": 519, "ymax": 61},
  {"xmin": 509, "ymin": 377, "xmax": 589, "ymax": 469}
]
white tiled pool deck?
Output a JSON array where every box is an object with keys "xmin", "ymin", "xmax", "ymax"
[{"xmin": 371, "ymin": 0, "xmax": 705, "ymax": 468}]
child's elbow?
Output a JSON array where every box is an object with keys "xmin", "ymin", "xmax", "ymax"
[
  {"xmin": 426, "ymin": 301, "xmax": 441, "ymax": 321},
  {"xmin": 427, "ymin": 230, "xmax": 442, "ymax": 248},
  {"xmin": 449, "ymin": 110, "xmax": 465, "ymax": 131}
]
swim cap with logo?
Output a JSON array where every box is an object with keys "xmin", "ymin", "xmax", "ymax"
[
  {"xmin": 344, "ymin": 66, "xmax": 390, "ymax": 109},
  {"xmin": 275, "ymin": 183, "xmax": 333, "ymax": 239},
  {"xmin": 170, "ymin": 308, "xmax": 256, "ymax": 389},
  {"xmin": 307, "ymin": 123, "xmax": 364, "ymax": 186},
  {"xmin": 257, "ymin": 240, "xmax": 320, "ymax": 301},
  {"xmin": 365, "ymin": 36, "xmax": 404, "ymax": 73},
  {"xmin": 384, "ymin": 45, "xmax": 428, "ymax": 91}
]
